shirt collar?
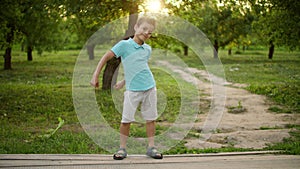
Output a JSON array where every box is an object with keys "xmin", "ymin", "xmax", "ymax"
[{"xmin": 129, "ymin": 38, "xmax": 145, "ymax": 49}]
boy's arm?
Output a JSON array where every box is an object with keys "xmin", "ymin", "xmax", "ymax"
[
  {"xmin": 114, "ymin": 79, "xmax": 125, "ymax": 90},
  {"xmin": 90, "ymin": 50, "xmax": 115, "ymax": 88}
]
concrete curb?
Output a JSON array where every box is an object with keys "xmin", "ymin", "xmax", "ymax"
[
  {"xmin": 162, "ymin": 150, "xmax": 283, "ymax": 158},
  {"xmin": 2, "ymin": 151, "xmax": 299, "ymax": 169},
  {"xmin": 0, "ymin": 150, "xmax": 282, "ymax": 160}
]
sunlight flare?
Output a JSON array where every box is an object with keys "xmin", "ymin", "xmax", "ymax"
[{"xmin": 145, "ymin": 0, "xmax": 162, "ymax": 13}]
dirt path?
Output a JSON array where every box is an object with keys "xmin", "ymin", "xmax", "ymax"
[{"xmin": 155, "ymin": 60, "xmax": 299, "ymax": 149}]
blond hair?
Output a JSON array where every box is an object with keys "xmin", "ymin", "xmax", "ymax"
[{"xmin": 136, "ymin": 16, "xmax": 156, "ymax": 28}]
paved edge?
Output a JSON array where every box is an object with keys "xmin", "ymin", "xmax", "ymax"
[
  {"xmin": 0, "ymin": 150, "xmax": 283, "ymax": 160},
  {"xmin": 2, "ymin": 151, "xmax": 297, "ymax": 168},
  {"xmin": 164, "ymin": 150, "xmax": 283, "ymax": 157}
]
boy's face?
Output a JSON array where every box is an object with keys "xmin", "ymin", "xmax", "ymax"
[{"xmin": 134, "ymin": 22, "xmax": 155, "ymax": 42}]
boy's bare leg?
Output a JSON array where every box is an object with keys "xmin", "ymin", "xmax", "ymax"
[
  {"xmin": 146, "ymin": 120, "xmax": 162, "ymax": 159},
  {"xmin": 120, "ymin": 123, "xmax": 131, "ymax": 148},
  {"xmin": 146, "ymin": 120, "xmax": 155, "ymax": 147}
]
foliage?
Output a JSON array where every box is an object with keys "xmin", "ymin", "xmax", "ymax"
[
  {"xmin": 166, "ymin": 0, "xmax": 299, "ymax": 54},
  {"xmin": 1, "ymin": 0, "xmax": 299, "ymax": 69},
  {"xmin": 64, "ymin": 0, "xmax": 130, "ymax": 44},
  {"xmin": 0, "ymin": 0, "xmax": 144, "ymax": 69},
  {"xmin": 20, "ymin": 0, "xmax": 66, "ymax": 55},
  {"xmin": 0, "ymin": 1, "xmax": 20, "ymax": 48},
  {"xmin": 227, "ymin": 100, "xmax": 246, "ymax": 114},
  {"xmin": 39, "ymin": 117, "xmax": 65, "ymax": 139},
  {"xmin": 0, "ymin": 0, "xmax": 66, "ymax": 55},
  {"xmin": 167, "ymin": 0, "xmax": 255, "ymax": 50},
  {"xmin": 250, "ymin": 0, "xmax": 300, "ymax": 50},
  {"xmin": 247, "ymin": 83, "xmax": 299, "ymax": 113}
]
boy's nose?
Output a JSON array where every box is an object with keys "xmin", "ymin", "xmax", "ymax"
[{"xmin": 144, "ymin": 31, "xmax": 152, "ymax": 35}]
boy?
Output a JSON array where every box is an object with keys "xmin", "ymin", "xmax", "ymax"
[{"xmin": 90, "ymin": 16, "xmax": 163, "ymax": 160}]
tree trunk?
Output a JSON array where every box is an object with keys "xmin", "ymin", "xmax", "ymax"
[
  {"xmin": 102, "ymin": 5, "xmax": 138, "ymax": 90},
  {"xmin": 213, "ymin": 40, "xmax": 219, "ymax": 58},
  {"xmin": 21, "ymin": 42, "xmax": 25, "ymax": 52},
  {"xmin": 228, "ymin": 48, "xmax": 232, "ymax": 55},
  {"xmin": 4, "ymin": 47, "xmax": 12, "ymax": 70},
  {"xmin": 87, "ymin": 44, "xmax": 95, "ymax": 60},
  {"xmin": 3, "ymin": 26, "xmax": 14, "ymax": 70},
  {"xmin": 27, "ymin": 46, "xmax": 33, "ymax": 61},
  {"xmin": 183, "ymin": 45, "xmax": 188, "ymax": 56},
  {"xmin": 268, "ymin": 41, "xmax": 275, "ymax": 59},
  {"xmin": 125, "ymin": 14, "xmax": 138, "ymax": 39},
  {"xmin": 102, "ymin": 57, "xmax": 121, "ymax": 90}
]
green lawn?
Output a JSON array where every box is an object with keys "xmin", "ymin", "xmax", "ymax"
[
  {"xmin": 221, "ymin": 50, "xmax": 300, "ymax": 114},
  {"xmin": 0, "ymin": 48, "xmax": 299, "ymax": 154}
]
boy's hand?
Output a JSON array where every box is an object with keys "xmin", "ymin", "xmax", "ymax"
[
  {"xmin": 90, "ymin": 50, "xmax": 115, "ymax": 89},
  {"xmin": 114, "ymin": 80, "xmax": 125, "ymax": 90},
  {"xmin": 90, "ymin": 77, "xmax": 99, "ymax": 88}
]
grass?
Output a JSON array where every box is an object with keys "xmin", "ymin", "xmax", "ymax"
[
  {"xmin": 0, "ymin": 47, "xmax": 299, "ymax": 154},
  {"xmin": 266, "ymin": 125, "xmax": 300, "ymax": 155},
  {"xmin": 221, "ymin": 49, "xmax": 300, "ymax": 113}
]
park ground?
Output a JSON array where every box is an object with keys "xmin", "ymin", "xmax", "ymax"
[{"xmin": 0, "ymin": 48, "xmax": 299, "ymax": 155}]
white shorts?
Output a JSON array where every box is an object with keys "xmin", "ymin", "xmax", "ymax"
[{"xmin": 121, "ymin": 87, "xmax": 158, "ymax": 123}]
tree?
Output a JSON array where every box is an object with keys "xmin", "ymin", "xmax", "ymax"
[
  {"xmin": 0, "ymin": 0, "xmax": 22, "ymax": 69},
  {"xmin": 102, "ymin": 2, "xmax": 139, "ymax": 90},
  {"xmin": 0, "ymin": 0, "xmax": 66, "ymax": 69},
  {"xmin": 65, "ymin": 0, "xmax": 128, "ymax": 60},
  {"xmin": 218, "ymin": 2, "xmax": 254, "ymax": 55},
  {"xmin": 65, "ymin": 0, "xmax": 142, "ymax": 89},
  {"xmin": 171, "ymin": 0, "xmax": 254, "ymax": 57},
  {"xmin": 165, "ymin": 1, "xmax": 216, "ymax": 56},
  {"xmin": 20, "ymin": 0, "xmax": 65, "ymax": 61},
  {"xmin": 250, "ymin": 0, "xmax": 300, "ymax": 58}
]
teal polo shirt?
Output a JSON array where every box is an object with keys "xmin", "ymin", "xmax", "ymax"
[{"xmin": 111, "ymin": 38, "xmax": 156, "ymax": 91}]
